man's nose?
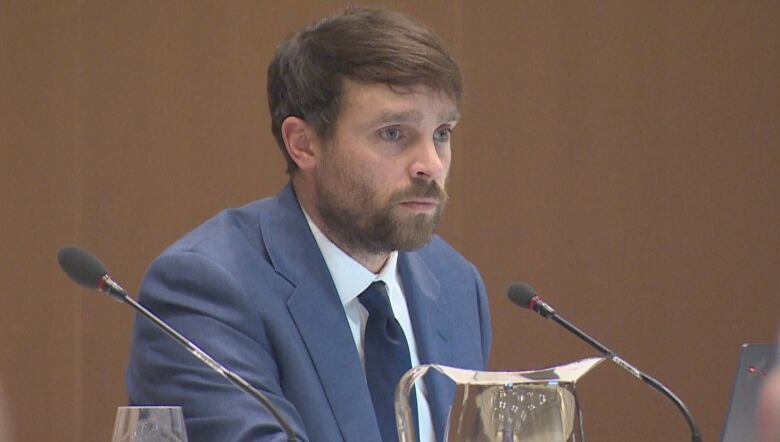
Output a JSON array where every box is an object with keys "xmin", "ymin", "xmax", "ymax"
[{"xmin": 409, "ymin": 139, "xmax": 446, "ymax": 180}]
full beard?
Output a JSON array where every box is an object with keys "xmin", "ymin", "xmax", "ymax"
[{"xmin": 316, "ymin": 176, "xmax": 448, "ymax": 256}]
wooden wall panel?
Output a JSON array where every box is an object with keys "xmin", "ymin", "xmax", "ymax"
[
  {"xmin": 456, "ymin": 2, "xmax": 780, "ymax": 440},
  {"xmin": 1, "ymin": 2, "xmax": 83, "ymax": 440}
]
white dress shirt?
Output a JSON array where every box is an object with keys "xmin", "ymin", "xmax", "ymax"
[{"xmin": 304, "ymin": 210, "xmax": 435, "ymax": 442}]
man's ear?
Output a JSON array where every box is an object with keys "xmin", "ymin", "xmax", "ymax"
[{"xmin": 281, "ymin": 116, "xmax": 319, "ymax": 172}]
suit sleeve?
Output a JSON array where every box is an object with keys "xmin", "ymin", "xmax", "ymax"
[{"xmin": 126, "ymin": 250, "xmax": 308, "ymax": 442}]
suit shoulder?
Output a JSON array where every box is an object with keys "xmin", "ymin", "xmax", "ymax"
[
  {"xmin": 415, "ymin": 235, "xmax": 478, "ymax": 274},
  {"xmin": 146, "ymin": 197, "xmax": 283, "ymax": 282}
]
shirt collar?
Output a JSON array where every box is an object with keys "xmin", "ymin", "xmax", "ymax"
[{"xmin": 302, "ymin": 208, "xmax": 399, "ymax": 307}]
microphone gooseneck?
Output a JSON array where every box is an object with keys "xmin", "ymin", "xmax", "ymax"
[
  {"xmin": 57, "ymin": 245, "xmax": 298, "ymax": 442},
  {"xmin": 507, "ymin": 282, "xmax": 703, "ymax": 442}
]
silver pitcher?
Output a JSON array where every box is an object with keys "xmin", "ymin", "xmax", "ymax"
[{"xmin": 395, "ymin": 357, "xmax": 604, "ymax": 442}]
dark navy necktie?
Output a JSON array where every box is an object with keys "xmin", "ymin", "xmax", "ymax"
[{"xmin": 359, "ymin": 281, "xmax": 418, "ymax": 442}]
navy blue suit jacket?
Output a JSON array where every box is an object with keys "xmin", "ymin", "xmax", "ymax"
[{"xmin": 126, "ymin": 185, "xmax": 492, "ymax": 441}]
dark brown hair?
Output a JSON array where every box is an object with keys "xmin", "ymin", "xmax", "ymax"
[{"xmin": 267, "ymin": 6, "xmax": 463, "ymax": 174}]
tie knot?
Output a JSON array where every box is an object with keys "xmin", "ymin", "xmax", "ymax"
[{"xmin": 358, "ymin": 281, "xmax": 393, "ymax": 318}]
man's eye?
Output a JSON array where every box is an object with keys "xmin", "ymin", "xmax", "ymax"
[
  {"xmin": 378, "ymin": 127, "xmax": 403, "ymax": 142},
  {"xmin": 434, "ymin": 127, "xmax": 452, "ymax": 143}
]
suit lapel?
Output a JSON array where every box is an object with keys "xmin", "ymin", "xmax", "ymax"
[
  {"xmin": 287, "ymin": 278, "xmax": 380, "ymax": 440},
  {"xmin": 398, "ymin": 251, "xmax": 454, "ymax": 441},
  {"xmin": 261, "ymin": 185, "xmax": 380, "ymax": 441}
]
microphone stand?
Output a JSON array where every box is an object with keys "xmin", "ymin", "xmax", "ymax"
[
  {"xmin": 59, "ymin": 245, "xmax": 298, "ymax": 441},
  {"xmin": 100, "ymin": 276, "xmax": 299, "ymax": 442},
  {"xmin": 549, "ymin": 312, "xmax": 703, "ymax": 442}
]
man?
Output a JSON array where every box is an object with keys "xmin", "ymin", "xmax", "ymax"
[
  {"xmin": 759, "ymin": 334, "xmax": 780, "ymax": 442},
  {"xmin": 127, "ymin": 7, "xmax": 491, "ymax": 442},
  {"xmin": 0, "ymin": 380, "xmax": 12, "ymax": 442}
]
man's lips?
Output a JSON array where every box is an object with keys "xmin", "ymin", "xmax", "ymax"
[{"xmin": 398, "ymin": 199, "xmax": 439, "ymax": 211}]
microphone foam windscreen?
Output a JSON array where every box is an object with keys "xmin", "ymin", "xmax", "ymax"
[
  {"xmin": 506, "ymin": 281, "xmax": 538, "ymax": 308},
  {"xmin": 57, "ymin": 245, "xmax": 109, "ymax": 289}
]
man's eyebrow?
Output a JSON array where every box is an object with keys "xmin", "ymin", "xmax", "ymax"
[
  {"xmin": 362, "ymin": 108, "xmax": 461, "ymax": 130},
  {"xmin": 367, "ymin": 109, "xmax": 424, "ymax": 127}
]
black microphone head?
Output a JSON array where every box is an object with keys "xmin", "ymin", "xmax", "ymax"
[
  {"xmin": 57, "ymin": 245, "xmax": 109, "ymax": 289},
  {"xmin": 506, "ymin": 281, "xmax": 538, "ymax": 309}
]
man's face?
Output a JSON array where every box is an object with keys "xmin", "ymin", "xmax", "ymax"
[{"xmin": 313, "ymin": 80, "xmax": 459, "ymax": 255}]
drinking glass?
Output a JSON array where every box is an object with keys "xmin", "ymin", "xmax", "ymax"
[{"xmin": 111, "ymin": 406, "xmax": 188, "ymax": 442}]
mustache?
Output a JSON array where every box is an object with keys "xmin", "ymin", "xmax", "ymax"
[{"xmin": 390, "ymin": 179, "xmax": 448, "ymax": 203}]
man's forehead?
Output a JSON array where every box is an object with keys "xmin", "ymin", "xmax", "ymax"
[{"xmin": 341, "ymin": 80, "xmax": 460, "ymax": 125}]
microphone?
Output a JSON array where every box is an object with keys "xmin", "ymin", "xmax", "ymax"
[
  {"xmin": 507, "ymin": 282, "xmax": 703, "ymax": 442},
  {"xmin": 58, "ymin": 245, "xmax": 128, "ymax": 300},
  {"xmin": 57, "ymin": 245, "xmax": 298, "ymax": 442}
]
